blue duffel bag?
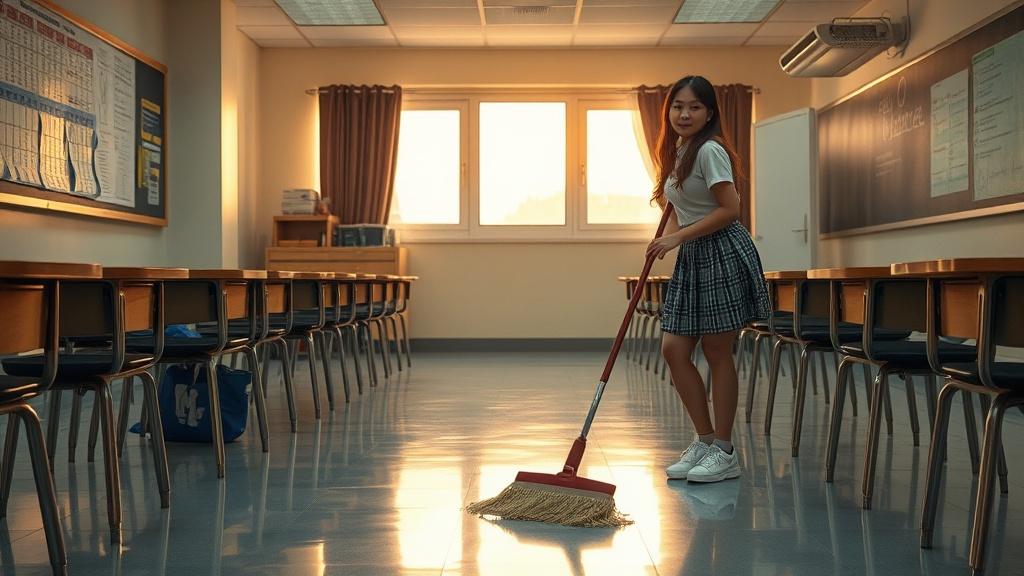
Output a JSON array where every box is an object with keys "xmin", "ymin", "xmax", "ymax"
[{"xmin": 132, "ymin": 364, "xmax": 250, "ymax": 443}]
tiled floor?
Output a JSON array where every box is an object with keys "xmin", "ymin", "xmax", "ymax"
[{"xmin": 2, "ymin": 349, "xmax": 1023, "ymax": 575}]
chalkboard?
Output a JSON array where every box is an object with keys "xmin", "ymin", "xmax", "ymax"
[
  {"xmin": 818, "ymin": 2, "xmax": 1024, "ymax": 238},
  {"xmin": 0, "ymin": 0, "xmax": 167, "ymax": 226}
]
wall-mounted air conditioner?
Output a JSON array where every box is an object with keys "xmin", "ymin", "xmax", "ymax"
[{"xmin": 780, "ymin": 18, "xmax": 907, "ymax": 77}]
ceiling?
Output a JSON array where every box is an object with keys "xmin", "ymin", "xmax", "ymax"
[{"xmin": 235, "ymin": 0, "xmax": 871, "ymax": 49}]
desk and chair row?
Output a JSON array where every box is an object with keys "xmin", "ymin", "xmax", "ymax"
[
  {"xmin": 0, "ymin": 262, "xmax": 417, "ymax": 575},
  {"xmin": 620, "ymin": 258, "xmax": 1024, "ymax": 575}
]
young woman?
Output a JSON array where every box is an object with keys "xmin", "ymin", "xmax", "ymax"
[{"xmin": 645, "ymin": 75, "xmax": 770, "ymax": 483}]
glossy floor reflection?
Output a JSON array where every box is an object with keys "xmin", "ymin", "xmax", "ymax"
[{"xmin": 2, "ymin": 351, "xmax": 1024, "ymax": 575}]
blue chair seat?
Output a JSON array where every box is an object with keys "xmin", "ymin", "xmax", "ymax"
[
  {"xmin": 292, "ymin": 309, "xmax": 328, "ymax": 328},
  {"xmin": 0, "ymin": 375, "xmax": 45, "ymax": 404},
  {"xmin": 127, "ymin": 336, "xmax": 221, "ymax": 357},
  {"xmin": 196, "ymin": 320, "xmax": 256, "ymax": 339},
  {"xmin": 3, "ymin": 352, "xmax": 153, "ymax": 379},
  {"xmin": 354, "ymin": 304, "xmax": 386, "ymax": 318},
  {"xmin": 840, "ymin": 340, "xmax": 976, "ymax": 367},
  {"xmin": 942, "ymin": 362, "xmax": 1024, "ymax": 390}
]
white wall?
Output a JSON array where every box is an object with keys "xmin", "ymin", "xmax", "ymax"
[
  {"xmin": 0, "ymin": 0, "xmax": 168, "ymax": 266},
  {"xmin": 812, "ymin": 0, "xmax": 1024, "ymax": 266}
]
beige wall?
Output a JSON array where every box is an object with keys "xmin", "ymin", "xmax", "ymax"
[
  {"xmin": 164, "ymin": 0, "xmax": 223, "ymax": 268},
  {"xmin": 0, "ymin": 0, "xmax": 168, "ymax": 266},
  {"xmin": 259, "ymin": 47, "xmax": 812, "ymax": 338},
  {"xmin": 812, "ymin": 0, "xmax": 1024, "ymax": 267},
  {"xmin": 235, "ymin": 26, "xmax": 263, "ymax": 269}
]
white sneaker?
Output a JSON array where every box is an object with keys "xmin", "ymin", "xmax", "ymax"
[
  {"xmin": 666, "ymin": 438, "xmax": 711, "ymax": 480},
  {"xmin": 686, "ymin": 444, "xmax": 741, "ymax": 483}
]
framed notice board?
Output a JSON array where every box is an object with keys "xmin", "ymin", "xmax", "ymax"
[
  {"xmin": 818, "ymin": 2, "xmax": 1024, "ymax": 238},
  {"xmin": 0, "ymin": 0, "xmax": 167, "ymax": 226}
]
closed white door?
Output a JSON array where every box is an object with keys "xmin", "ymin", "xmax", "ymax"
[{"xmin": 752, "ymin": 108, "xmax": 815, "ymax": 271}]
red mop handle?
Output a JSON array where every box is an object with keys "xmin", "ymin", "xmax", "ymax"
[
  {"xmin": 599, "ymin": 203, "xmax": 675, "ymax": 383},
  {"xmin": 561, "ymin": 203, "xmax": 676, "ymax": 476}
]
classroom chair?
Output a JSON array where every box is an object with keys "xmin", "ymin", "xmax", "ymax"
[{"xmin": 916, "ymin": 258, "xmax": 1024, "ymax": 575}]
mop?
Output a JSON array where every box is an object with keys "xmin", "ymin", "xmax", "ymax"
[{"xmin": 465, "ymin": 203, "xmax": 675, "ymax": 527}]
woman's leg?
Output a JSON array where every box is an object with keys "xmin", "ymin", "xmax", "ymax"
[
  {"xmin": 662, "ymin": 333, "xmax": 714, "ymax": 436},
  {"xmin": 702, "ymin": 330, "xmax": 740, "ymax": 444}
]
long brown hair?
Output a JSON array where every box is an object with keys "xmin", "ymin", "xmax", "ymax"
[{"xmin": 651, "ymin": 76, "xmax": 742, "ymax": 207}]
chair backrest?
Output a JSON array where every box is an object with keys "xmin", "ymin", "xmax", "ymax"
[
  {"xmin": 164, "ymin": 282, "xmax": 219, "ymax": 325},
  {"xmin": 992, "ymin": 276, "xmax": 1024, "ymax": 347},
  {"xmin": 873, "ymin": 279, "xmax": 927, "ymax": 332},
  {"xmin": 59, "ymin": 282, "xmax": 114, "ymax": 338},
  {"xmin": 800, "ymin": 280, "xmax": 830, "ymax": 320},
  {"xmin": 292, "ymin": 278, "xmax": 322, "ymax": 311},
  {"xmin": 0, "ymin": 261, "xmax": 102, "ymax": 385}
]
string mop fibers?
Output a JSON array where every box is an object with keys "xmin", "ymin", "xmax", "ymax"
[{"xmin": 465, "ymin": 204, "xmax": 676, "ymax": 527}]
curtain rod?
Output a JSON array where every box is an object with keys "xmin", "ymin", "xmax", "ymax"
[{"xmin": 306, "ymin": 86, "xmax": 760, "ymax": 95}]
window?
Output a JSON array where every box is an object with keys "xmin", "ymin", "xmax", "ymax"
[
  {"xmin": 390, "ymin": 91, "xmax": 659, "ymax": 241},
  {"xmin": 390, "ymin": 106, "xmax": 465, "ymax": 226},
  {"xmin": 583, "ymin": 108, "xmax": 659, "ymax": 225},
  {"xmin": 478, "ymin": 102, "xmax": 566, "ymax": 226}
]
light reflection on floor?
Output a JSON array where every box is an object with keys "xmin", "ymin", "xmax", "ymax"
[{"xmin": 1, "ymin": 351, "xmax": 1023, "ymax": 575}]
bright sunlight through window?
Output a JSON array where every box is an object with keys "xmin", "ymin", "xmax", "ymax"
[
  {"xmin": 391, "ymin": 110, "xmax": 460, "ymax": 225},
  {"xmin": 479, "ymin": 102, "xmax": 566, "ymax": 226},
  {"xmin": 586, "ymin": 110, "xmax": 659, "ymax": 224}
]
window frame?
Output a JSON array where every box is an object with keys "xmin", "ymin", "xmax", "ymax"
[
  {"xmin": 389, "ymin": 99, "xmax": 469, "ymax": 237},
  {"xmin": 392, "ymin": 89, "xmax": 659, "ymax": 243},
  {"xmin": 576, "ymin": 98, "xmax": 661, "ymax": 234}
]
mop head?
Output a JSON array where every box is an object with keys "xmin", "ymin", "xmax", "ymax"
[{"xmin": 465, "ymin": 481, "xmax": 632, "ymax": 527}]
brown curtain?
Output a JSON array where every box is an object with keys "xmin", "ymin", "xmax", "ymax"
[
  {"xmin": 635, "ymin": 84, "xmax": 672, "ymax": 163},
  {"xmin": 319, "ymin": 84, "xmax": 402, "ymax": 225},
  {"xmin": 633, "ymin": 83, "xmax": 754, "ymax": 230}
]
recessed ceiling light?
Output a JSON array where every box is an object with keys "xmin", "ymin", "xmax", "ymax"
[
  {"xmin": 275, "ymin": 0, "xmax": 384, "ymax": 26},
  {"xmin": 674, "ymin": 0, "xmax": 781, "ymax": 23}
]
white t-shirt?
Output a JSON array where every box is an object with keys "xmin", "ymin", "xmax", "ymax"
[{"xmin": 663, "ymin": 139, "xmax": 735, "ymax": 227}]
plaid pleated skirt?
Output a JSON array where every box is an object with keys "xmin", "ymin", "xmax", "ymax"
[{"xmin": 661, "ymin": 221, "xmax": 771, "ymax": 336}]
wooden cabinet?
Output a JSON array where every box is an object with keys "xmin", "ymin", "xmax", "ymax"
[
  {"xmin": 265, "ymin": 246, "xmax": 407, "ymax": 276},
  {"xmin": 272, "ymin": 215, "xmax": 338, "ymax": 247}
]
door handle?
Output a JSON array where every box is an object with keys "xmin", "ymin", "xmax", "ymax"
[{"xmin": 791, "ymin": 214, "xmax": 808, "ymax": 243}]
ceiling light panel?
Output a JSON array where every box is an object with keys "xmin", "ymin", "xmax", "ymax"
[
  {"xmin": 275, "ymin": 0, "xmax": 385, "ymax": 25},
  {"xmin": 580, "ymin": 5, "xmax": 679, "ymax": 24},
  {"xmin": 378, "ymin": 0, "xmax": 477, "ymax": 6},
  {"xmin": 674, "ymin": 0, "xmax": 781, "ymax": 23}
]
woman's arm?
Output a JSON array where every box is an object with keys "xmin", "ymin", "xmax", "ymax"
[{"xmin": 646, "ymin": 181, "xmax": 741, "ymax": 260}]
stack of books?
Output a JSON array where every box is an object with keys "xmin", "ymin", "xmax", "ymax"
[{"xmin": 281, "ymin": 189, "xmax": 319, "ymax": 214}]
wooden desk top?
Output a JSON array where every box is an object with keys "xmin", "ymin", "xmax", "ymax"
[
  {"xmin": 617, "ymin": 276, "xmax": 638, "ymax": 282},
  {"xmin": 763, "ymin": 270, "xmax": 808, "ymax": 280},
  {"xmin": 292, "ymin": 271, "xmax": 334, "ymax": 280},
  {"xmin": 189, "ymin": 269, "xmax": 268, "ymax": 280},
  {"xmin": 265, "ymin": 271, "xmax": 295, "ymax": 280},
  {"xmin": 400, "ymin": 275, "xmax": 419, "ymax": 281},
  {"xmin": 0, "ymin": 261, "xmax": 101, "ymax": 280},
  {"xmin": 104, "ymin": 267, "xmax": 189, "ymax": 280},
  {"xmin": 354, "ymin": 274, "xmax": 378, "ymax": 280},
  {"xmin": 892, "ymin": 258, "xmax": 1024, "ymax": 276},
  {"xmin": 331, "ymin": 273, "xmax": 359, "ymax": 280},
  {"xmin": 807, "ymin": 266, "xmax": 891, "ymax": 280}
]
